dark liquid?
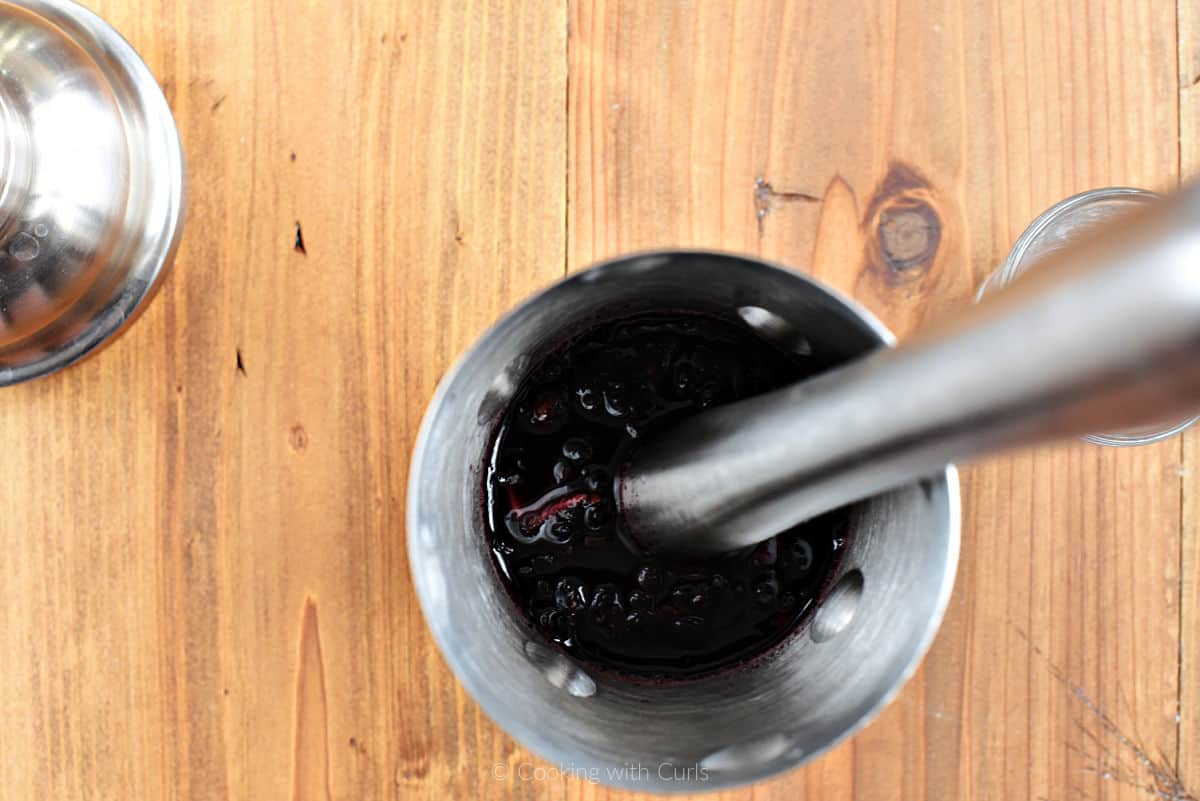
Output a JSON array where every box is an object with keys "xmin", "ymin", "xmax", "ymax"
[{"xmin": 484, "ymin": 313, "xmax": 851, "ymax": 679}]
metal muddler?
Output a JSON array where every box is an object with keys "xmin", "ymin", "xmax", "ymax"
[{"xmin": 619, "ymin": 183, "xmax": 1200, "ymax": 557}]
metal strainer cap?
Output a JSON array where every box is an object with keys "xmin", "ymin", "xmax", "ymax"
[{"xmin": 0, "ymin": 0, "xmax": 185, "ymax": 386}]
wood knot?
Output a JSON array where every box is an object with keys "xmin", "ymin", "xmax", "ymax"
[
  {"xmin": 877, "ymin": 201, "xmax": 940, "ymax": 271},
  {"xmin": 394, "ymin": 754, "xmax": 430, "ymax": 784},
  {"xmin": 862, "ymin": 162, "xmax": 943, "ymax": 283},
  {"xmin": 289, "ymin": 425, "xmax": 308, "ymax": 452}
]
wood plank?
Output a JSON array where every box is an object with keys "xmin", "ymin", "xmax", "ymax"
[
  {"xmin": 1183, "ymin": 428, "xmax": 1199, "ymax": 787},
  {"xmin": 1179, "ymin": 0, "xmax": 1200, "ymax": 790},
  {"xmin": 1184, "ymin": 425, "xmax": 1198, "ymax": 791},
  {"xmin": 0, "ymin": 2, "xmax": 1188, "ymax": 801},
  {"xmin": 0, "ymin": 1, "xmax": 566, "ymax": 801},
  {"xmin": 568, "ymin": 3, "xmax": 1181, "ymax": 801}
]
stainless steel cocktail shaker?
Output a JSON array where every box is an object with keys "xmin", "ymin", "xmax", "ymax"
[{"xmin": 0, "ymin": 0, "xmax": 185, "ymax": 385}]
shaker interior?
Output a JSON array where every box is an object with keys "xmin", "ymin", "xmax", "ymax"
[{"xmin": 408, "ymin": 252, "xmax": 959, "ymax": 792}]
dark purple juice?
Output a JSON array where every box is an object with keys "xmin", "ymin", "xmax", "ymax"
[{"xmin": 484, "ymin": 313, "xmax": 850, "ymax": 679}]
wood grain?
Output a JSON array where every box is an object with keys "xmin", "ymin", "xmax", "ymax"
[
  {"xmin": 1180, "ymin": 0, "xmax": 1200, "ymax": 790},
  {"xmin": 0, "ymin": 1, "xmax": 565, "ymax": 800},
  {"xmin": 569, "ymin": 4, "xmax": 1183, "ymax": 801},
  {"xmin": 0, "ymin": 1, "xmax": 1192, "ymax": 801},
  {"xmin": 1183, "ymin": 423, "xmax": 1198, "ymax": 792}
]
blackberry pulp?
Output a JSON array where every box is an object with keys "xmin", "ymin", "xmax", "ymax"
[{"xmin": 485, "ymin": 313, "xmax": 850, "ymax": 679}]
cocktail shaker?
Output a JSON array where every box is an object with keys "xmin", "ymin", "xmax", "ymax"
[
  {"xmin": 0, "ymin": 0, "xmax": 185, "ymax": 385},
  {"xmin": 408, "ymin": 253, "xmax": 959, "ymax": 792}
]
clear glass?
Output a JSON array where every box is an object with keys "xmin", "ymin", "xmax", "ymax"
[{"xmin": 978, "ymin": 187, "xmax": 1199, "ymax": 447}]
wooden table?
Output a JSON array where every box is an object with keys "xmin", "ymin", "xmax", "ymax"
[{"xmin": 2, "ymin": 2, "xmax": 1197, "ymax": 799}]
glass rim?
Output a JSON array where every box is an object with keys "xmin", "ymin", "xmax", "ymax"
[
  {"xmin": 991, "ymin": 186, "xmax": 1198, "ymax": 447},
  {"xmin": 997, "ymin": 186, "xmax": 1161, "ymax": 286}
]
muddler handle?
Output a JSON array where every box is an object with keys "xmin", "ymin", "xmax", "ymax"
[{"xmin": 619, "ymin": 183, "xmax": 1200, "ymax": 556}]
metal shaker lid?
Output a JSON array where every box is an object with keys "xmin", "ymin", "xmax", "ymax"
[{"xmin": 0, "ymin": 0, "xmax": 185, "ymax": 385}]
